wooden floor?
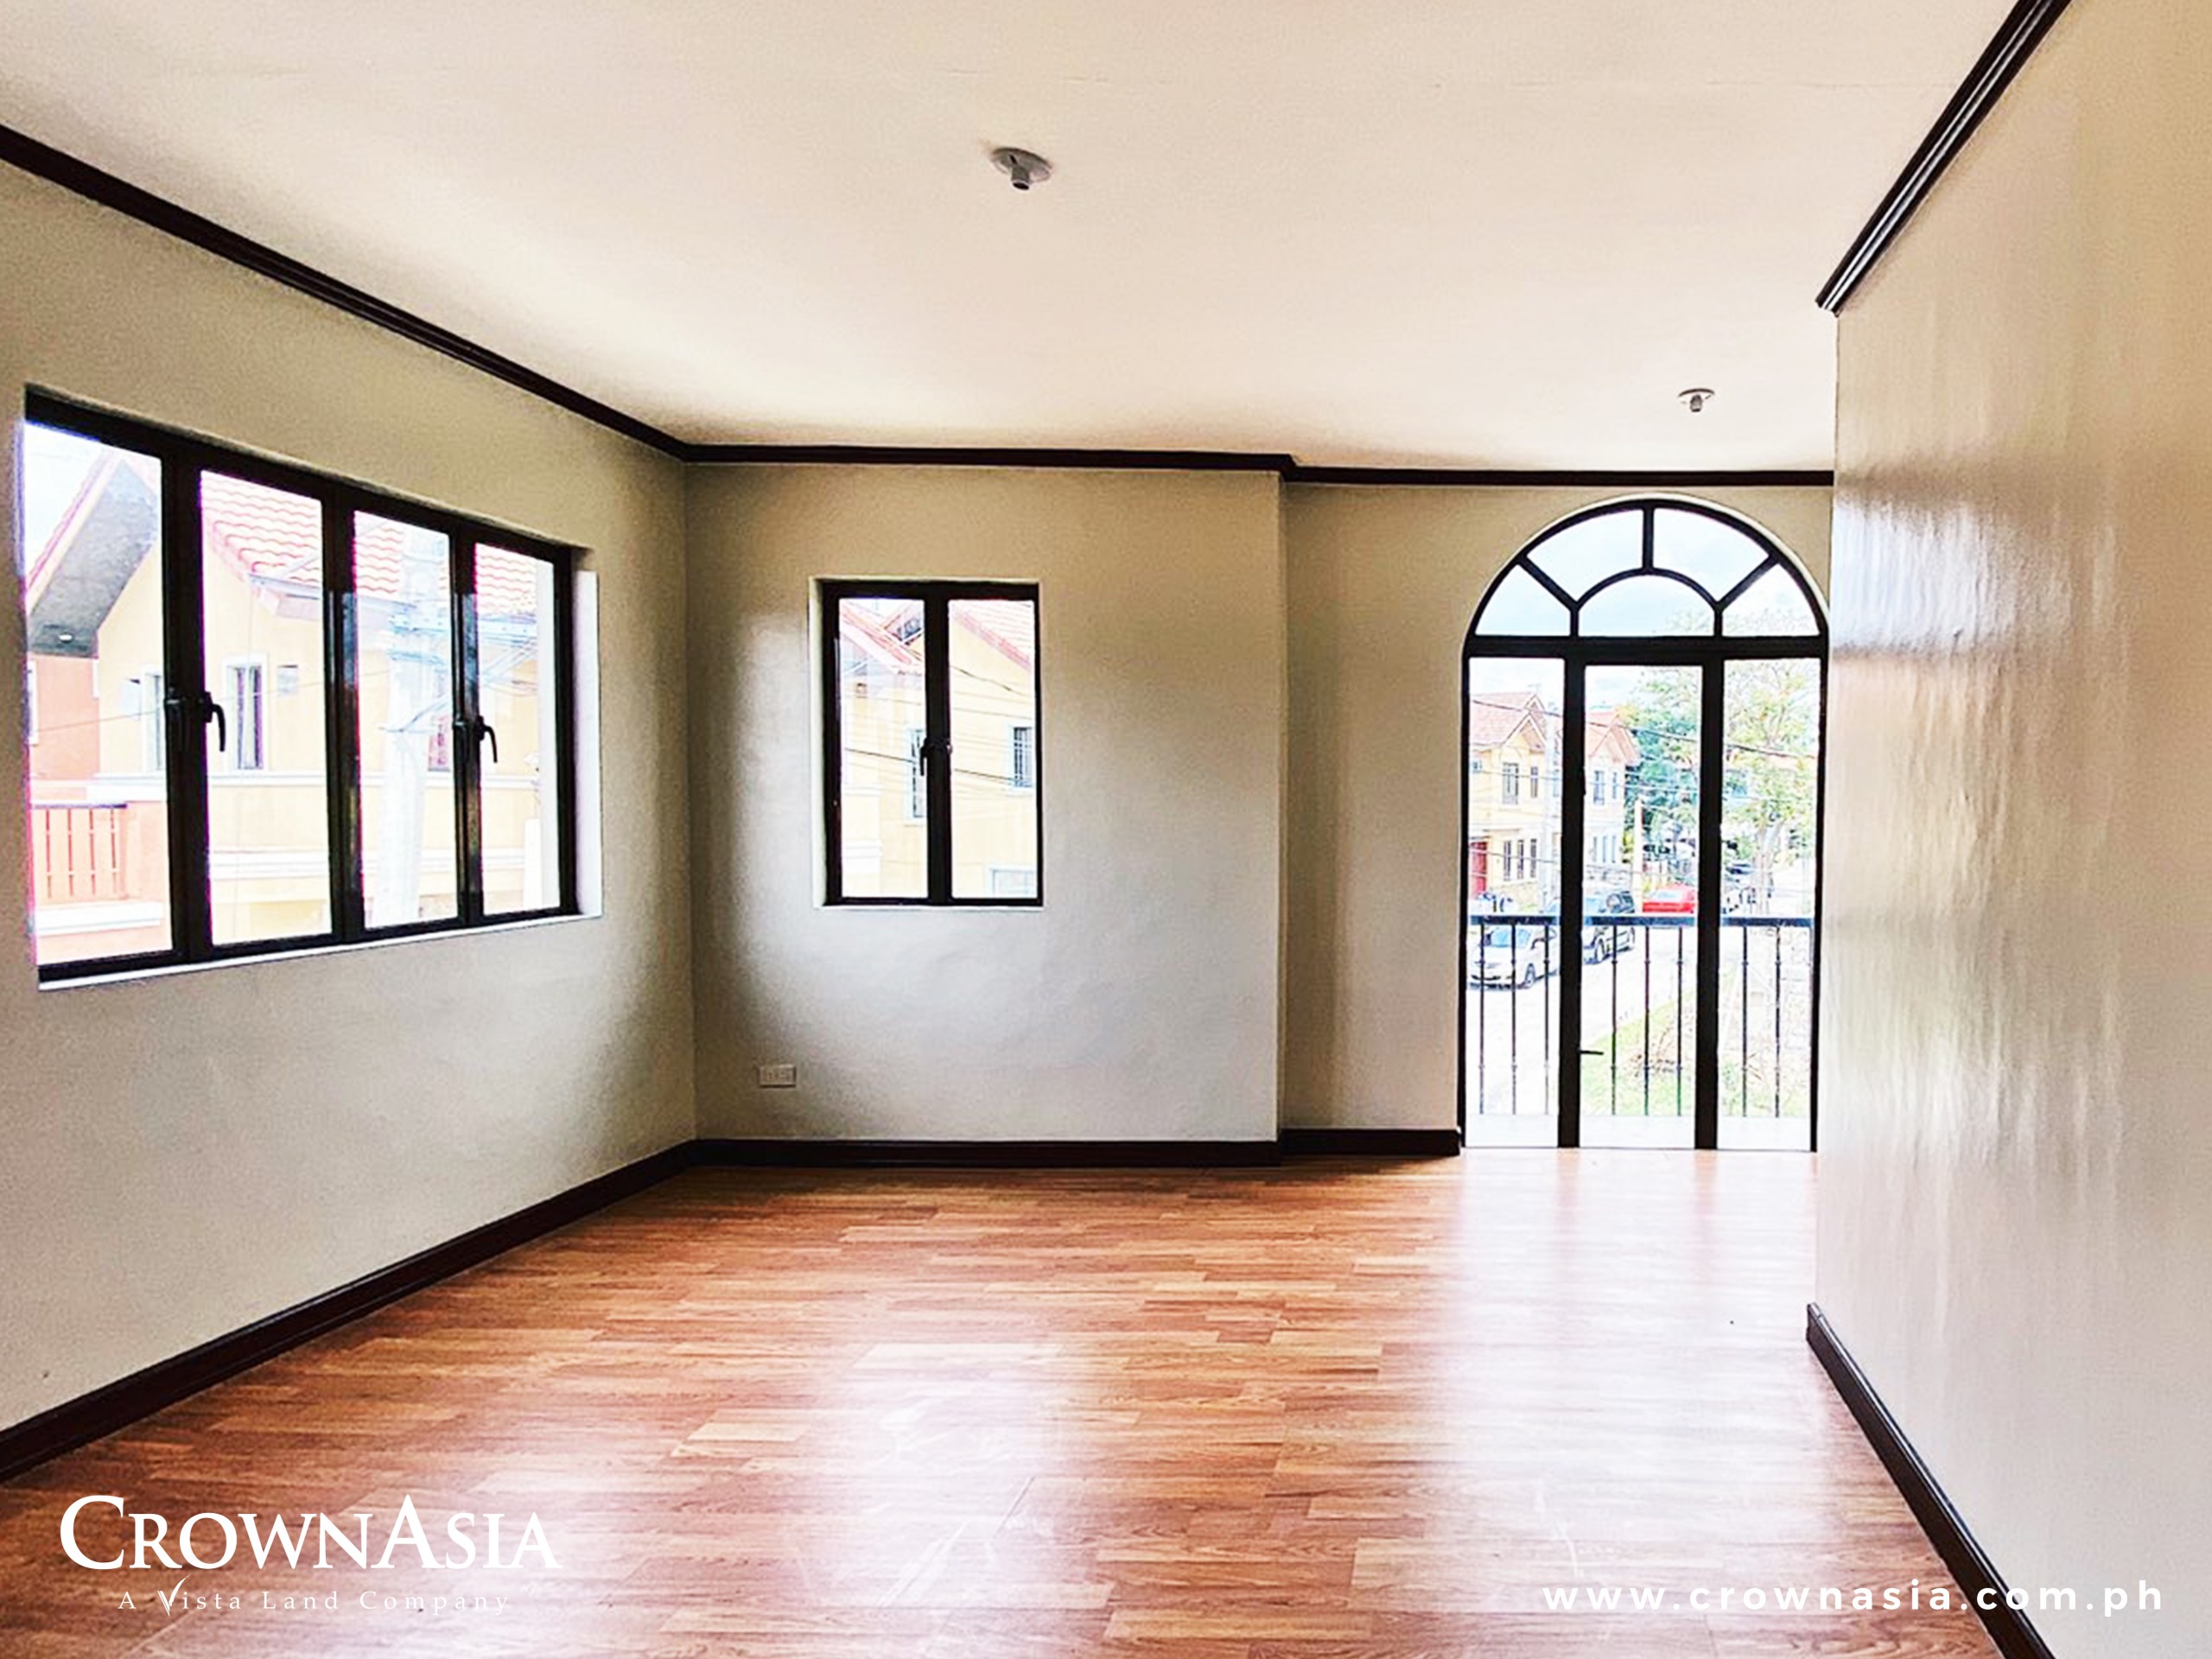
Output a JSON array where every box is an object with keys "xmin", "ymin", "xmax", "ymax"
[{"xmin": 0, "ymin": 1154, "xmax": 1994, "ymax": 1657}]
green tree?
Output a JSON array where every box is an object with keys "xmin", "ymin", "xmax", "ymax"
[
  {"xmin": 1615, "ymin": 675, "xmax": 1700, "ymax": 880},
  {"xmin": 1614, "ymin": 660, "xmax": 1818, "ymax": 900},
  {"xmin": 1719, "ymin": 658, "xmax": 1818, "ymax": 905}
]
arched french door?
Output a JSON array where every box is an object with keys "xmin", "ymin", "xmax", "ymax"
[{"xmin": 1459, "ymin": 499, "xmax": 1827, "ymax": 1151}]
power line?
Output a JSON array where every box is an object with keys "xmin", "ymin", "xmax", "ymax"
[{"xmin": 1467, "ymin": 690, "xmax": 1819, "ymax": 764}]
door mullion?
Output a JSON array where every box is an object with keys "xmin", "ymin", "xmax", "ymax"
[
  {"xmin": 1694, "ymin": 662, "xmax": 1726, "ymax": 1148},
  {"xmin": 161, "ymin": 460, "xmax": 213, "ymax": 961},
  {"xmin": 324, "ymin": 500, "xmax": 365, "ymax": 940},
  {"xmin": 923, "ymin": 594, "xmax": 954, "ymax": 900},
  {"xmin": 453, "ymin": 535, "xmax": 485, "ymax": 926},
  {"xmin": 1558, "ymin": 661, "xmax": 1587, "ymax": 1147}
]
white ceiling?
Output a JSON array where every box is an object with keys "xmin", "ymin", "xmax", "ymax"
[{"xmin": 1, "ymin": 2, "xmax": 2010, "ymax": 467}]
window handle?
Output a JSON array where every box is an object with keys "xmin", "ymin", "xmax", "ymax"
[
  {"xmin": 203, "ymin": 696, "xmax": 227, "ymax": 754},
  {"xmin": 475, "ymin": 716, "xmax": 499, "ymax": 763}
]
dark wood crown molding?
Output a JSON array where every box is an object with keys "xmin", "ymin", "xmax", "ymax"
[
  {"xmin": 1, "ymin": 121, "xmax": 1841, "ymax": 483},
  {"xmin": 1817, "ymin": 0, "xmax": 2075, "ymax": 312},
  {"xmin": 1807, "ymin": 1305, "xmax": 2058, "ymax": 1659},
  {"xmin": 0, "ymin": 123, "xmax": 686, "ymax": 456},
  {"xmin": 680, "ymin": 443, "xmax": 1296, "ymax": 471},
  {"xmin": 1283, "ymin": 467, "xmax": 1834, "ymax": 488}
]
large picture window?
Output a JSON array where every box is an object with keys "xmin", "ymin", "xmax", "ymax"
[
  {"xmin": 819, "ymin": 580, "xmax": 1040, "ymax": 906},
  {"xmin": 17, "ymin": 393, "xmax": 579, "ymax": 980}
]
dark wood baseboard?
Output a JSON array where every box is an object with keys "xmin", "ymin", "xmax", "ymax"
[
  {"xmin": 1807, "ymin": 1305, "xmax": 2057, "ymax": 1659},
  {"xmin": 0, "ymin": 1143, "xmax": 693, "ymax": 1484},
  {"xmin": 694, "ymin": 1137, "xmax": 1282, "ymax": 1168},
  {"xmin": 7, "ymin": 1126, "xmax": 1802, "ymax": 1485},
  {"xmin": 1278, "ymin": 1127, "xmax": 1463, "ymax": 1157}
]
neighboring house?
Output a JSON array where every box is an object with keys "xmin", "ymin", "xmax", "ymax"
[
  {"xmin": 23, "ymin": 448, "xmax": 556, "ymax": 963},
  {"xmin": 1466, "ymin": 689, "xmax": 1642, "ymax": 914},
  {"xmin": 833, "ymin": 597, "xmax": 1039, "ymax": 899},
  {"xmin": 1584, "ymin": 708, "xmax": 1640, "ymax": 901},
  {"xmin": 1466, "ymin": 689, "xmax": 1556, "ymax": 912}
]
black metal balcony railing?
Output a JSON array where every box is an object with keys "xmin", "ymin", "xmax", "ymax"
[{"xmin": 1466, "ymin": 913, "xmax": 1815, "ymax": 1126}]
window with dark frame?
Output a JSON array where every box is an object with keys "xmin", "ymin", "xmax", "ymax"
[
  {"xmin": 226, "ymin": 661, "xmax": 265, "ymax": 772},
  {"xmin": 16, "ymin": 393, "xmax": 581, "ymax": 980},
  {"xmin": 821, "ymin": 580, "xmax": 1041, "ymax": 906}
]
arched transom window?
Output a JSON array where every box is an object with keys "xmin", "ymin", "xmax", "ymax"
[{"xmin": 1472, "ymin": 500, "xmax": 1821, "ymax": 642}]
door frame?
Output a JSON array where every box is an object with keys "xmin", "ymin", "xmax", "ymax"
[{"xmin": 1455, "ymin": 500, "xmax": 1829, "ymax": 1151}]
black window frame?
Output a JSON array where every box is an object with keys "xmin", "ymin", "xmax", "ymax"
[
  {"xmin": 1459, "ymin": 496, "xmax": 1829, "ymax": 1152},
  {"xmin": 22, "ymin": 391, "xmax": 582, "ymax": 982},
  {"xmin": 818, "ymin": 577, "xmax": 1043, "ymax": 908}
]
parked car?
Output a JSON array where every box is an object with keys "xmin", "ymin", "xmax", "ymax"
[
  {"xmin": 1641, "ymin": 883, "xmax": 1698, "ymax": 914},
  {"xmin": 1467, "ymin": 922, "xmax": 1556, "ymax": 988},
  {"xmin": 1583, "ymin": 920, "xmax": 1632, "ymax": 963},
  {"xmin": 1722, "ymin": 861, "xmax": 1757, "ymax": 912},
  {"xmin": 1587, "ymin": 887, "xmax": 1635, "ymax": 915}
]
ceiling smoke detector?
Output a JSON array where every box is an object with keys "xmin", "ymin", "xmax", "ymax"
[
  {"xmin": 990, "ymin": 147, "xmax": 1052, "ymax": 192},
  {"xmin": 1679, "ymin": 387, "xmax": 1716, "ymax": 415}
]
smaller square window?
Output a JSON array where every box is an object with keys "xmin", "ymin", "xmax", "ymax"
[
  {"xmin": 225, "ymin": 660, "xmax": 266, "ymax": 772},
  {"xmin": 823, "ymin": 580, "xmax": 1040, "ymax": 906}
]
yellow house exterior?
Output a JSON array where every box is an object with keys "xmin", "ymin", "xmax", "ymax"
[
  {"xmin": 24, "ymin": 436, "xmax": 558, "ymax": 963},
  {"xmin": 1465, "ymin": 688, "xmax": 1640, "ymax": 917},
  {"xmin": 834, "ymin": 596, "xmax": 1039, "ymax": 900}
]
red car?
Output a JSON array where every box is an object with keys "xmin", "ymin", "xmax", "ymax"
[{"xmin": 1641, "ymin": 884, "xmax": 1698, "ymax": 914}]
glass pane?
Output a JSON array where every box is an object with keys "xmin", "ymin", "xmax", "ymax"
[
  {"xmin": 1579, "ymin": 574, "xmax": 1712, "ymax": 637},
  {"xmin": 1721, "ymin": 565, "xmax": 1820, "ymax": 635},
  {"xmin": 1581, "ymin": 664, "xmax": 1700, "ymax": 1147},
  {"xmin": 1464, "ymin": 658, "xmax": 1563, "ymax": 1146},
  {"xmin": 1526, "ymin": 509, "xmax": 1641, "ymax": 599},
  {"xmin": 355, "ymin": 512, "xmax": 457, "ymax": 927},
  {"xmin": 1719, "ymin": 658, "xmax": 1821, "ymax": 1150},
  {"xmin": 200, "ymin": 473, "xmax": 330, "ymax": 945},
  {"xmin": 1472, "ymin": 567, "xmax": 1567, "ymax": 636},
  {"xmin": 834, "ymin": 595, "xmax": 927, "ymax": 899},
  {"xmin": 20, "ymin": 423, "xmax": 172, "ymax": 965},
  {"xmin": 477, "ymin": 546, "xmax": 563, "ymax": 916},
  {"xmin": 1653, "ymin": 507, "xmax": 1765, "ymax": 598},
  {"xmin": 950, "ymin": 596, "xmax": 1039, "ymax": 900}
]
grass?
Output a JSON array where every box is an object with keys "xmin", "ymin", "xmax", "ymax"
[{"xmin": 1579, "ymin": 991, "xmax": 1810, "ymax": 1122}]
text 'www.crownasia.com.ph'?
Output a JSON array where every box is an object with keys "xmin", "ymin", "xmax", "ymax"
[{"xmin": 1538, "ymin": 1580, "xmax": 2163, "ymax": 1618}]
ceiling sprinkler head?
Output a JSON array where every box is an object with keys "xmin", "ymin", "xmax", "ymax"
[
  {"xmin": 990, "ymin": 146, "xmax": 1052, "ymax": 192},
  {"xmin": 1679, "ymin": 387, "xmax": 1716, "ymax": 415}
]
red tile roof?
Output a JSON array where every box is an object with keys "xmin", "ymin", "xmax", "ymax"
[
  {"xmin": 1468, "ymin": 692, "xmax": 1643, "ymax": 765},
  {"xmin": 835, "ymin": 595, "xmax": 1033, "ymax": 674},
  {"xmin": 1468, "ymin": 690, "xmax": 1546, "ymax": 749},
  {"xmin": 198, "ymin": 474, "xmax": 543, "ymax": 618},
  {"xmin": 951, "ymin": 598, "xmax": 1034, "ymax": 671}
]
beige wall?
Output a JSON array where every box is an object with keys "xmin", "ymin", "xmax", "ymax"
[
  {"xmin": 0, "ymin": 163, "xmax": 695, "ymax": 1430},
  {"xmin": 1281, "ymin": 483, "xmax": 1831, "ymax": 1128},
  {"xmin": 685, "ymin": 465, "xmax": 1283, "ymax": 1142},
  {"xmin": 1821, "ymin": 4, "xmax": 2212, "ymax": 1653}
]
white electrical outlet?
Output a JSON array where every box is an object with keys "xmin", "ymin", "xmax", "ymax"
[{"xmin": 756, "ymin": 1062, "xmax": 798, "ymax": 1089}]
